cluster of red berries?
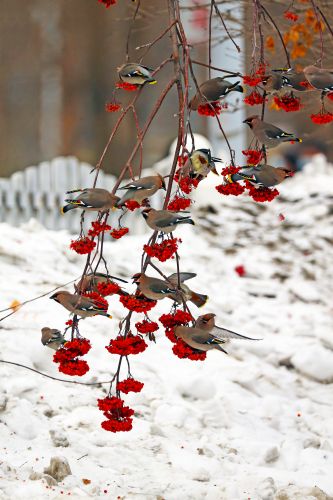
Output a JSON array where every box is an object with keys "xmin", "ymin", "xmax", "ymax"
[
  {"xmin": 97, "ymin": 281, "xmax": 121, "ymax": 296},
  {"xmin": 284, "ymin": 10, "xmax": 298, "ymax": 22},
  {"xmin": 98, "ymin": 397, "xmax": 134, "ymax": 432},
  {"xmin": 116, "ymin": 378, "xmax": 144, "ymax": 394},
  {"xmin": 273, "ymin": 93, "xmax": 302, "ymax": 112},
  {"xmin": 110, "ymin": 227, "xmax": 129, "ymax": 239},
  {"xmin": 221, "ymin": 165, "xmax": 240, "ymax": 176},
  {"xmin": 242, "ymin": 149, "xmax": 263, "ymax": 165},
  {"xmin": 116, "ymin": 82, "xmax": 138, "ymax": 91},
  {"xmin": 105, "ymin": 102, "xmax": 121, "ymax": 112},
  {"xmin": 197, "ymin": 101, "xmax": 224, "ymax": 116},
  {"xmin": 70, "ymin": 237, "xmax": 96, "ymax": 255},
  {"xmin": 53, "ymin": 339, "xmax": 91, "ymax": 376},
  {"xmin": 245, "ymin": 181, "xmax": 279, "ymax": 202},
  {"xmin": 310, "ymin": 111, "xmax": 333, "ymax": 124},
  {"xmin": 124, "ymin": 200, "xmax": 141, "ymax": 211},
  {"xmin": 83, "ymin": 291, "xmax": 109, "ymax": 310},
  {"xmin": 216, "ymin": 182, "xmax": 245, "ymax": 196},
  {"xmin": 88, "ymin": 221, "xmax": 112, "ymax": 237},
  {"xmin": 244, "ymin": 91, "xmax": 265, "ymax": 106},
  {"xmin": 120, "ymin": 294, "xmax": 157, "ymax": 313},
  {"xmin": 106, "ymin": 334, "xmax": 148, "ymax": 355},
  {"xmin": 167, "ymin": 196, "xmax": 191, "ymax": 211},
  {"xmin": 144, "ymin": 238, "xmax": 180, "ymax": 262},
  {"xmin": 135, "ymin": 320, "xmax": 159, "ymax": 334}
]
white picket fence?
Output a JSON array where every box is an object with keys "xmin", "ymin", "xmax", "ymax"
[{"xmin": 0, "ymin": 156, "xmax": 147, "ymax": 234}]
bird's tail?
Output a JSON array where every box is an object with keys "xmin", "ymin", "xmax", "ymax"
[
  {"xmin": 61, "ymin": 204, "xmax": 77, "ymax": 214},
  {"xmin": 190, "ymin": 291, "xmax": 208, "ymax": 308},
  {"xmin": 147, "ymin": 77, "xmax": 157, "ymax": 85},
  {"xmin": 215, "ymin": 344, "xmax": 228, "ymax": 354},
  {"xmin": 178, "ymin": 218, "xmax": 195, "ymax": 226}
]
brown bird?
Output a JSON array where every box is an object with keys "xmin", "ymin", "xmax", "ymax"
[
  {"xmin": 132, "ymin": 273, "xmax": 180, "ymax": 302},
  {"xmin": 179, "ymin": 149, "xmax": 222, "ymax": 180},
  {"xmin": 262, "ymin": 72, "xmax": 285, "ymax": 93},
  {"xmin": 272, "ymin": 68, "xmax": 314, "ymax": 92},
  {"xmin": 175, "ymin": 313, "xmax": 259, "ymax": 353},
  {"xmin": 50, "ymin": 291, "xmax": 112, "ymax": 319},
  {"xmin": 118, "ymin": 63, "xmax": 157, "ymax": 86},
  {"xmin": 243, "ymin": 115, "xmax": 302, "ymax": 149},
  {"xmin": 189, "ymin": 77, "xmax": 243, "ymax": 110},
  {"xmin": 75, "ymin": 273, "xmax": 128, "ymax": 294},
  {"xmin": 41, "ymin": 327, "xmax": 66, "ymax": 350},
  {"xmin": 116, "ymin": 174, "xmax": 166, "ymax": 207},
  {"xmin": 303, "ymin": 65, "xmax": 333, "ymax": 93},
  {"xmin": 226, "ymin": 163, "xmax": 292, "ymax": 187},
  {"xmin": 61, "ymin": 188, "xmax": 120, "ymax": 214},
  {"xmin": 142, "ymin": 208, "xmax": 194, "ymax": 234},
  {"xmin": 167, "ymin": 272, "xmax": 208, "ymax": 308}
]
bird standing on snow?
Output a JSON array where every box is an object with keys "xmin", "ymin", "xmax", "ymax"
[
  {"xmin": 180, "ymin": 149, "xmax": 222, "ymax": 180},
  {"xmin": 303, "ymin": 65, "xmax": 333, "ymax": 93},
  {"xmin": 243, "ymin": 115, "xmax": 302, "ymax": 149},
  {"xmin": 116, "ymin": 174, "xmax": 166, "ymax": 207},
  {"xmin": 226, "ymin": 163, "xmax": 292, "ymax": 187},
  {"xmin": 41, "ymin": 327, "xmax": 66, "ymax": 350},
  {"xmin": 189, "ymin": 77, "xmax": 243, "ymax": 110},
  {"xmin": 61, "ymin": 189, "xmax": 119, "ymax": 214},
  {"xmin": 118, "ymin": 63, "xmax": 157, "ymax": 86},
  {"xmin": 175, "ymin": 313, "xmax": 259, "ymax": 353},
  {"xmin": 50, "ymin": 291, "xmax": 112, "ymax": 319},
  {"xmin": 142, "ymin": 208, "xmax": 194, "ymax": 234}
]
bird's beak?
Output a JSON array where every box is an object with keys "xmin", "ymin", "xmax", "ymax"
[{"xmin": 242, "ymin": 118, "xmax": 250, "ymax": 124}]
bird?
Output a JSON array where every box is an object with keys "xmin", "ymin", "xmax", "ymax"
[
  {"xmin": 75, "ymin": 273, "xmax": 128, "ymax": 294},
  {"xmin": 262, "ymin": 72, "xmax": 285, "ymax": 93},
  {"xmin": 243, "ymin": 115, "xmax": 302, "ymax": 149},
  {"xmin": 167, "ymin": 272, "xmax": 208, "ymax": 308},
  {"xmin": 179, "ymin": 149, "xmax": 222, "ymax": 180},
  {"xmin": 61, "ymin": 188, "xmax": 120, "ymax": 214},
  {"xmin": 41, "ymin": 327, "xmax": 66, "ymax": 350},
  {"xmin": 225, "ymin": 163, "xmax": 293, "ymax": 187},
  {"xmin": 303, "ymin": 65, "xmax": 333, "ymax": 93},
  {"xmin": 50, "ymin": 291, "xmax": 112, "ymax": 319},
  {"xmin": 174, "ymin": 313, "xmax": 259, "ymax": 353},
  {"xmin": 132, "ymin": 273, "xmax": 180, "ymax": 302},
  {"xmin": 118, "ymin": 63, "xmax": 157, "ymax": 86},
  {"xmin": 141, "ymin": 208, "xmax": 194, "ymax": 234},
  {"xmin": 271, "ymin": 68, "xmax": 314, "ymax": 92},
  {"xmin": 116, "ymin": 174, "xmax": 166, "ymax": 207},
  {"xmin": 189, "ymin": 77, "xmax": 243, "ymax": 110}
]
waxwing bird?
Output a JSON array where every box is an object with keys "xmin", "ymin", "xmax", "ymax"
[
  {"xmin": 272, "ymin": 68, "xmax": 313, "ymax": 92},
  {"xmin": 167, "ymin": 272, "xmax": 208, "ymax": 308},
  {"xmin": 41, "ymin": 327, "xmax": 66, "ymax": 351},
  {"xmin": 118, "ymin": 63, "xmax": 157, "ymax": 86},
  {"xmin": 61, "ymin": 188, "xmax": 120, "ymax": 214},
  {"xmin": 189, "ymin": 77, "xmax": 243, "ymax": 110},
  {"xmin": 243, "ymin": 115, "xmax": 302, "ymax": 149},
  {"xmin": 116, "ymin": 174, "xmax": 166, "ymax": 207},
  {"xmin": 50, "ymin": 291, "xmax": 112, "ymax": 319},
  {"xmin": 303, "ymin": 65, "xmax": 333, "ymax": 92},
  {"xmin": 142, "ymin": 208, "xmax": 194, "ymax": 234},
  {"xmin": 180, "ymin": 149, "xmax": 222, "ymax": 180},
  {"xmin": 132, "ymin": 273, "xmax": 180, "ymax": 302},
  {"xmin": 75, "ymin": 273, "xmax": 128, "ymax": 295},
  {"xmin": 262, "ymin": 72, "xmax": 284, "ymax": 93},
  {"xmin": 175, "ymin": 313, "xmax": 259, "ymax": 353},
  {"xmin": 226, "ymin": 163, "xmax": 292, "ymax": 187}
]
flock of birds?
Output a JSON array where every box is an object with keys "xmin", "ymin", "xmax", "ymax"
[{"xmin": 42, "ymin": 61, "xmax": 333, "ymax": 356}]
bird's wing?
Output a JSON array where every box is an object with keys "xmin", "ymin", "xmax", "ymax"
[
  {"xmin": 192, "ymin": 333, "xmax": 213, "ymax": 345},
  {"xmin": 77, "ymin": 296, "xmax": 107, "ymax": 311},
  {"xmin": 264, "ymin": 124, "xmax": 294, "ymax": 139},
  {"xmin": 167, "ymin": 272, "xmax": 196, "ymax": 285},
  {"xmin": 210, "ymin": 326, "xmax": 260, "ymax": 341},
  {"xmin": 119, "ymin": 178, "xmax": 155, "ymax": 190},
  {"xmin": 149, "ymin": 281, "xmax": 177, "ymax": 294}
]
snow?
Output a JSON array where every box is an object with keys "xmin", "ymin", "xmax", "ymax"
[{"xmin": 0, "ymin": 157, "xmax": 333, "ymax": 499}]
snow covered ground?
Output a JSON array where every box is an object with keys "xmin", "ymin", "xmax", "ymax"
[{"xmin": 0, "ymin": 157, "xmax": 333, "ymax": 499}]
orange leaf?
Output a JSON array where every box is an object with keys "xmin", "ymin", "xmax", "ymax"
[{"xmin": 10, "ymin": 300, "xmax": 21, "ymax": 312}]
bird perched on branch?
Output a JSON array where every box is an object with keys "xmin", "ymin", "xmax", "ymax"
[
  {"xmin": 61, "ymin": 189, "xmax": 120, "ymax": 214},
  {"xmin": 180, "ymin": 149, "xmax": 222, "ymax": 180},
  {"xmin": 189, "ymin": 77, "xmax": 243, "ymax": 110},
  {"xmin": 50, "ymin": 291, "xmax": 112, "ymax": 319},
  {"xmin": 167, "ymin": 272, "xmax": 208, "ymax": 308},
  {"xmin": 303, "ymin": 65, "xmax": 333, "ymax": 93},
  {"xmin": 116, "ymin": 174, "xmax": 166, "ymax": 207},
  {"xmin": 132, "ymin": 273, "xmax": 180, "ymax": 302},
  {"xmin": 271, "ymin": 68, "xmax": 313, "ymax": 92},
  {"xmin": 41, "ymin": 327, "xmax": 66, "ymax": 350},
  {"xmin": 262, "ymin": 72, "xmax": 285, "ymax": 93},
  {"xmin": 243, "ymin": 115, "xmax": 302, "ymax": 148},
  {"xmin": 226, "ymin": 163, "xmax": 293, "ymax": 187},
  {"xmin": 175, "ymin": 313, "xmax": 259, "ymax": 353},
  {"xmin": 118, "ymin": 63, "xmax": 157, "ymax": 86},
  {"xmin": 75, "ymin": 273, "xmax": 128, "ymax": 295},
  {"xmin": 142, "ymin": 208, "xmax": 194, "ymax": 233}
]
